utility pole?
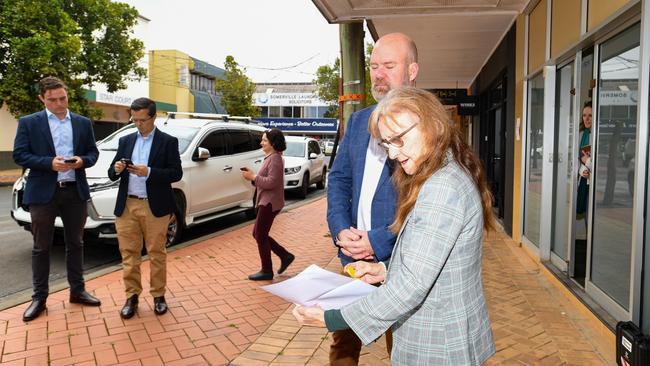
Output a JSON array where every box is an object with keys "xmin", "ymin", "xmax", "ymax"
[
  {"xmin": 329, "ymin": 22, "xmax": 365, "ymax": 166},
  {"xmin": 339, "ymin": 22, "xmax": 365, "ymax": 134}
]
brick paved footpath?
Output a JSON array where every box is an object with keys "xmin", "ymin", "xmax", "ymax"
[
  {"xmin": 0, "ymin": 169, "xmax": 22, "ymax": 186},
  {"xmin": 0, "ymin": 198, "xmax": 615, "ymax": 365}
]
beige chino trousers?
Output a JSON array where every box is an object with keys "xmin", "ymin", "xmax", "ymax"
[{"xmin": 116, "ymin": 198, "xmax": 169, "ymax": 298}]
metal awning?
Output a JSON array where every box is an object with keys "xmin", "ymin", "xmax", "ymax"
[{"xmin": 312, "ymin": 0, "xmax": 531, "ymax": 89}]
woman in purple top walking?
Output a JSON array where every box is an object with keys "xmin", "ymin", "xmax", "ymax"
[{"xmin": 241, "ymin": 128, "xmax": 295, "ymax": 281}]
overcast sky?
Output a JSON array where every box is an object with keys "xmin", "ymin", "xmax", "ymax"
[{"xmin": 118, "ymin": 0, "xmax": 355, "ymax": 83}]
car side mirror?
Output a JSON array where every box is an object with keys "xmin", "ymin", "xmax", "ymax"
[
  {"xmin": 195, "ymin": 147, "xmax": 211, "ymax": 161},
  {"xmin": 309, "ymin": 153, "xmax": 318, "ymax": 160}
]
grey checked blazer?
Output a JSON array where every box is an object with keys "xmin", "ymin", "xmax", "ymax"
[{"xmin": 341, "ymin": 155, "xmax": 495, "ymax": 365}]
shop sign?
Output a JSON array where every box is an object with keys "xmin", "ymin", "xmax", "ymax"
[
  {"xmin": 428, "ymin": 89, "xmax": 477, "ymax": 115},
  {"xmin": 96, "ymin": 92, "xmax": 134, "ymax": 107},
  {"xmin": 254, "ymin": 92, "xmax": 329, "ymax": 107},
  {"xmin": 429, "ymin": 89, "xmax": 468, "ymax": 105},
  {"xmin": 179, "ymin": 64, "xmax": 190, "ymax": 87},
  {"xmin": 257, "ymin": 117, "xmax": 338, "ymax": 133}
]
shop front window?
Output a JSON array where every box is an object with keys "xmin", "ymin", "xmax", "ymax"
[{"xmin": 591, "ymin": 23, "xmax": 640, "ymax": 310}]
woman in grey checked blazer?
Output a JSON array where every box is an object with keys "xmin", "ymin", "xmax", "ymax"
[{"xmin": 294, "ymin": 87, "xmax": 497, "ymax": 365}]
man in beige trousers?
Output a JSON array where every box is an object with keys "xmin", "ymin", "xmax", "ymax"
[{"xmin": 108, "ymin": 97, "xmax": 182, "ymax": 319}]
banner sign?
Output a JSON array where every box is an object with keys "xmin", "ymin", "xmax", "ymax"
[{"xmin": 257, "ymin": 117, "xmax": 338, "ymax": 133}]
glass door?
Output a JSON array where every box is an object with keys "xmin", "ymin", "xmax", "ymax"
[
  {"xmin": 551, "ymin": 61, "xmax": 575, "ymax": 270},
  {"xmin": 486, "ymin": 82, "xmax": 507, "ymax": 220},
  {"xmin": 588, "ymin": 23, "xmax": 640, "ymax": 314},
  {"xmin": 523, "ymin": 73, "xmax": 545, "ymax": 246},
  {"xmin": 572, "ymin": 51, "xmax": 595, "ymax": 285}
]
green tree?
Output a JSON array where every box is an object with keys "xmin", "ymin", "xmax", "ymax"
[
  {"xmin": 312, "ymin": 43, "xmax": 376, "ymax": 118},
  {"xmin": 364, "ymin": 43, "xmax": 376, "ymax": 107},
  {"xmin": 214, "ymin": 55, "xmax": 260, "ymax": 117},
  {"xmin": 314, "ymin": 58, "xmax": 340, "ymax": 118},
  {"xmin": 0, "ymin": 0, "xmax": 145, "ymax": 119}
]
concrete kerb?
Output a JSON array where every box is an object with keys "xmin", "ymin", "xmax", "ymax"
[{"xmin": 0, "ymin": 192, "xmax": 327, "ymax": 311}]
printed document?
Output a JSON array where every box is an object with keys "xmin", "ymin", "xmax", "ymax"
[{"xmin": 261, "ymin": 264, "xmax": 376, "ymax": 310}]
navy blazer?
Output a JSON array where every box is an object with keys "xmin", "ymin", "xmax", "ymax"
[
  {"xmin": 107, "ymin": 129, "xmax": 182, "ymax": 218},
  {"xmin": 13, "ymin": 110, "xmax": 99, "ymax": 205},
  {"xmin": 327, "ymin": 105, "xmax": 398, "ymax": 265}
]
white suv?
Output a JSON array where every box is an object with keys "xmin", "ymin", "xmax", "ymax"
[
  {"xmin": 11, "ymin": 112, "xmax": 266, "ymax": 246},
  {"xmin": 283, "ymin": 136, "xmax": 327, "ymax": 198}
]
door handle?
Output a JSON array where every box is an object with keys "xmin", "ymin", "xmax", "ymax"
[
  {"xmin": 254, "ymin": 159, "xmax": 262, "ymax": 164},
  {"xmin": 223, "ymin": 165, "xmax": 233, "ymax": 172}
]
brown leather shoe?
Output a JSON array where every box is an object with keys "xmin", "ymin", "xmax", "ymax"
[
  {"xmin": 23, "ymin": 299, "xmax": 46, "ymax": 322},
  {"xmin": 70, "ymin": 291, "xmax": 101, "ymax": 306},
  {"xmin": 120, "ymin": 295, "xmax": 138, "ymax": 319},
  {"xmin": 153, "ymin": 296, "xmax": 167, "ymax": 315}
]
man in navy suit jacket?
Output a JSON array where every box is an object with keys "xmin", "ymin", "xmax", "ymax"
[
  {"xmin": 13, "ymin": 76, "xmax": 101, "ymax": 322},
  {"xmin": 107, "ymin": 97, "xmax": 182, "ymax": 319},
  {"xmin": 326, "ymin": 33, "xmax": 419, "ymax": 365}
]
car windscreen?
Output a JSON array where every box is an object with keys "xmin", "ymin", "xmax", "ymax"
[
  {"xmin": 98, "ymin": 124, "xmax": 199, "ymax": 153},
  {"xmin": 284, "ymin": 141, "xmax": 305, "ymax": 158}
]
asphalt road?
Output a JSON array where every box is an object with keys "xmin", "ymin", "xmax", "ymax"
[{"xmin": 0, "ymin": 184, "xmax": 326, "ymax": 308}]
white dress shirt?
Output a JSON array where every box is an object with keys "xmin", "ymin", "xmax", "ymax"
[{"xmin": 356, "ymin": 137, "xmax": 388, "ymax": 231}]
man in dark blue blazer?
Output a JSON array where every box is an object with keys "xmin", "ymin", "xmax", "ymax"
[
  {"xmin": 326, "ymin": 33, "xmax": 419, "ymax": 365},
  {"xmin": 107, "ymin": 97, "xmax": 182, "ymax": 319},
  {"xmin": 13, "ymin": 76, "xmax": 101, "ymax": 322}
]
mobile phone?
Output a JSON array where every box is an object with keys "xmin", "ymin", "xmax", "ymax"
[
  {"xmin": 240, "ymin": 167, "xmax": 249, "ymax": 171},
  {"xmin": 121, "ymin": 158, "xmax": 133, "ymax": 166},
  {"xmin": 63, "ymin": 158, "xmax": 77, "ymax": 164}
]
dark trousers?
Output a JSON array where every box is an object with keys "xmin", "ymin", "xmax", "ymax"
[
  {"xmin": 330, "ymin": 329, "xmax": 393, "ymax": 365},
  {"xmin": 253, "ymin": 203, "xmax": 290, "ymax": 273},
  {"xmin": 330, "ymin": 265, "xmax": 394, "ymax": 365},
  {"xmin": 29, "ymin": 185, "xmax": 87, "ymax": 300}
]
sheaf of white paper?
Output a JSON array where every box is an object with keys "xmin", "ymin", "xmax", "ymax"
[{"xmin": 261, "ymin": 264, "xmax": 376, "ymax": 310}]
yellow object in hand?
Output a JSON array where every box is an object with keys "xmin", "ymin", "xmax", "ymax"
[{"xmin": 345, "ymin": 265, "xmax": 357, "ymax": 278}]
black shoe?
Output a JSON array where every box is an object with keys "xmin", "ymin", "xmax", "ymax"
[
  {"xmin": 278, "ymin": 253, "xmax": 295, "ymax": 274},
  {"xmin": 248, "ymin": 271, "xmax": 273, "ymax": 281},
  {"xmin": 23, "ymin": 299, "xmax": 46, "ymax": 322},
  {"xmin": 120, "ymin": 295, "xmax": 138, "ymax": 319},
  {"xmin": 70, "ymin": 291, "xmax": 101, "ymax": 306},
  {"xmin": 153, "ymin": 296, "xmax": 168, "ymax": 315}
]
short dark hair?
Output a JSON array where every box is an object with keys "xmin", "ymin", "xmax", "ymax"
[
  {"xmin": 39, "ymin": 76, "xmax": 67, "ymax": 96},
  {"xmin": 130, "ymin": 97, "xmax": 156, "ymax": 117},
  {"xmin": 266, "ymin": 128, "xmax": 286, "ymax": 152}
]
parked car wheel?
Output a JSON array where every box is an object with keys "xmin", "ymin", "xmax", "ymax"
[
  {"xmin": 298, "ymin": 172, "xmax": 309, "ymax": 198},
  {"xmin": 166, "ymin": 193, "xmax": 185, "ymax": 247},
  {"xmin": 316, "ymin": 167, "xmax": 327, "ymax": 190}
]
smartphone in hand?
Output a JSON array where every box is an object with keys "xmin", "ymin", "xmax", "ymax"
[
  {"xmin": 121, "ymin": 158, "xmax": 134, "ymax": 166},
  {"xmin": 63, "ymin": 158, "xmax": 77, "ymax": 164}
]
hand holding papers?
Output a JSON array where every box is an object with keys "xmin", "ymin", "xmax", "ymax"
[{"xmin": 261, "ymin": 264, "xmax": 376, "ymax": 310}]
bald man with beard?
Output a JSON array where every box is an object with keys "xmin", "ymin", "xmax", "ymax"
[{"xmin": 326, "ymin": 33, "xmax": 419, "ymax": 365}]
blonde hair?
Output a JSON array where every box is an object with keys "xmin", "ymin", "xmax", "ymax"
[{"xmin": 368, "ymin": 87, "xmax": 496, "ymax": 233}]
